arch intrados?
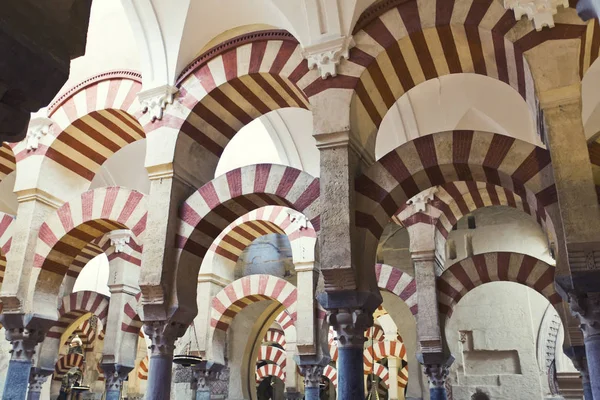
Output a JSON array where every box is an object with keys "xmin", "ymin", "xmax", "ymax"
[{"xmin": 0, "ymin": 143, "xmax": 16, "ymax": 185}]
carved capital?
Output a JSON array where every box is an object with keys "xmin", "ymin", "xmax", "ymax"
[
  {"xmin": 143, "ymin": 320, "xmax": 187, "ymax": 357},
  {"xmin": 504, "ymin": 0, "xmax": 569, "ymax": 30},
  {"xmin": 328, "ymin": 308, "xmax": 373, "ymax": 348},
  {"xmin": 568, "ymin": 292, "xmax": 600, "ymax": 338},
  {"xmin": 300, "ymin": 364, "xmax": 325, "ymax": 388},
  {"xmin": 303, "ymin": 36, "xmax": 354, "ymax": 79},
  {"xmin": 102, "ymin": 364, "xmax": 133, "ymax": 391},
  {"xmin": 423, "ymin": 361, "xmax": 452, "ymax": 389},
  {"xmin": 6, "ymin": 328, "xmax": 45, "ymax": 361},
  {"xmin": 107, "ymin": 229, "xmax": 133, "ymax": 253},
  {"xmin": 29, "ymin": 369, "xmax": 53, "ymax": 392},
  {"xmin": 139, "ymin": 85, "xmax": 178, "ymax": 122},
  {"xmin": 26, "ymin": 117, "xmax": 53, "ymax": 151}
]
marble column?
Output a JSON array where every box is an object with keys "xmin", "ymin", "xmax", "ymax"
[
  {"xmin": 571, "ymin": 353, "xmax": 593, "ymax": 400},
  {"xmin": 102, "ymin": 364, "xmax": 133, "ymax": 400},
  {"xmin": 387, "ymin": 357, "xmax": 400, "ymax": 400},
  {"xmin": 284, "ymin": 389, "xmax": 303, "ymax": 399},
  {"xmin": 569, "ymin": 292, "xmax": 600, "ymax": 400},
  {"xmin": 300, "ymin": 364, "xmax": 324, "ymax": 400},
  {"xmin": 423, "ymin": 362, "xmax": 452, "ymax": 400},
  {"xmin": 3, "ymin": 326, "xmax": 45, "ymax": 400},
  {"xmin": 26, "ymin": 368, "xmax": 52, "ymax": 400},
  {"xmin": 328, "ymin": 308, "xmax": 372, "ymax": 400},
  {"xmin": 144, "ymin": 320, "xmax": 186, "ymax": 400}
]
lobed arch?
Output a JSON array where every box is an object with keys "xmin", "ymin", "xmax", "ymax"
[
  {"xmin": 255, "ymin": 363, "xmax": 285, "ymax": 384},
  {"xmin": 31, "ymin": 187, "xmax": 147, "ymax": 315},
  {"xmin": 437, "ymin": 252, "xmax": 561, "ymax": 319},
  {"xmin": 15, "ymin": 73, "xmax": 146, "ymax": 199},
  {"xmin": 354, "ymin": 130, "xmax": 556, "ymax": 292},
  {"xmin": 363, "ymin": 339, "xmax": 410, "ymax": 389},
  {"xmin": 175, "ymin": 164, "xmax": 319, "ymax": 321},
  {"xmin": 203, "ymin": 205, "xmax": 317, "ymax": 281},
  {"xmin": 366, "ymin": 325, "xmax": 385, "ymax": 342},
  {"xmin": 257, "ymin": 345, "xmax": 287, "ymax": 369},
  {"xmin": 67, "ymin": 317, "xmax": 101, "ymax": 353},
  {"xmin": 375, "ymin": 263, "xmax": 417, "ymax": 315},
  {"xmin": 53, "ymin": 353, "xmax": 84, "ymax": 381},
  {"xmin": 46, "ymin": 291, "xmax": 110, "ymax": 341},
  {"xmin": 0, "ymin": 212, "xmax": 15, "ymax": 287},
  {"xmin": 153, "ymin": 30, "xmax": 318, "ymax": 182}
]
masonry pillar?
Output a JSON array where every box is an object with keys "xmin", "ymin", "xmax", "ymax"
[
  {"xmin": 387, "ymin": 356, "xmax": 401, "ymax": 400},
  {"xmin": 2, "ymin": 322, "xmax": 45, "ymax": 400},
  {"xmin": 144, "ymin": 321, "xmax": 186, "ymax": 400},
  {"xmin": 26, "ymin": 368, "xmax": 52, "ymax": 400},
  {"xmin": 101, "ymin": 364, "xmax": 133, "ymax": 400},
  {"xmin": 423, "ymin": 360, "xmax": 453, "ymax": 400}
]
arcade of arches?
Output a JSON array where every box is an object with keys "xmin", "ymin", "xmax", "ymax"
[{"xmin": 3, "ymin": 1, "xmax": 600, "ymax": 400}]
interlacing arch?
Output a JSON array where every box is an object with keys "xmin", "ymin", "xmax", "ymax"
[
  {"xmin": 363, "ymin": 339, "xmax": 410, "ymax": 389},
  {"xmin": 355, "ymin": 130, "xmax": 556, "ymax": 287},
  {"xmin": 176, "ymin": 164, "xmax": 319, "ymax": 318},
  {"xmin": 323, "ymin": 365, "xmax": 338, "ymax": 389},
  {"xmin": 375, "ymin": 264, "xmax": 417, "ymax": 315},
  {"xmin": 255, "ymin": 363, "xmax": 286, "ymax": 384},
  {"xmin": 53, "ymin": 353, "xmax": 84, "ymax": 381},
  {"xmin": 0, "ymin": 212, "xmax": 15, "ymax": 286},
  {"xmin": 437, "ymin": 252, "xmax": 561, "ymax": 318},
  {"xmin": 32, "ymin": 187, "xmax": 147, "ymax": 307},
  {"xmin": 263, "ymin": 329, "xmax": 286, "ymax": 348},
  {"xmin": 46, "ymin": 291, "xmax": 109, "ymax": 340},
  {"xmin": 154, "ymin": 30, "xmax": 322, "ymax": 177},
  {"xmin": 257, "ymin": 345, "xmax": 287, "ymax": 369},
  {"xmin": 15, "ymin": 72, "xmax": 145, "ymax": 182},
  {"xmin": 210, "ymin": 274, "xmax": 297, "ymax": 334}
]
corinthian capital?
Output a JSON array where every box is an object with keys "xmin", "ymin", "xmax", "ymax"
[
  {"xmin": 6, "ymin": 327, "xmax": 45, "ymax": 361},
  {"xmin": 327, "ymin": 308, "xmax": 373, "ymax": 348},
  {"xmin": 568, "ymin": 292, "xmax": 600, "ymax": 338},
  {"xmin": 143, "ymin": 320, "xmax": 187, "ymax": 357}
]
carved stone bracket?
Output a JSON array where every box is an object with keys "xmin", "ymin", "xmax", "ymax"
[
  {"xmin": 300, "ymin": 364, "xmax": 325, "ymax": 388},
  {"xmin": 407, "ymin": 187, "xmax": 438, "ymax": 213},
  {"xmin": 101, "ymin": 364, "xmax": 133, "ymax": 391},
  {"xmin": 568, "ymin": 292, "xmax": 600, "ymax": 338},
  {"xmin": 302, "ymin": 35, "xmax": 354, "ymax": 79},
  {"xmin": 143, "ymin": 320, "xmax": 187, "ymax": 357},
  {"xmin": 29, "ymin": 368, "xmax": 53, "ymax": 392},
  {"xmin": 287, "ymin": 210, "xmax": 309, "ymax": 230},
  {"xmin": 328, "ymin": 308, "xmax": 373, "ymax": 348},
  {"xmin": 139, "ymin": 84, "xmax": 178, "ymax": 122},
  {"xmin": 107, "ymin": 229, "xmax": 133, "ymax": 253},
  {"xmin": 423, "ymin": 356, "xmax": 454, "ymax": 389},
  {"xmin": 26, "ymin": 117, "xmax": 53, "ymax": 151},
  {"xmin": 504, "ymin": 0, "xmax": 569, "ymax": 31},
  {"xmin": 6, "ymin": 327, "xmax": 45, "ymax": 361}
]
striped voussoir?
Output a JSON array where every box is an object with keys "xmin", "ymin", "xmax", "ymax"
[
  {"xmin": 437, "ymin": 252, "xmax": 561, "ymax": 318},
  {"xmin": 334, "ymin": 0, "xmax": 591, "ymax": 146},
  {"xmin": 397, "ymin": 181, "xmax": 551, "ymax": 239},
  {"xmin": 35, "ymin": 187, "xmax": 147, "ymax": 280},
  {"xmin": 0, "ymin": 143, "xmax": 15, "ymax": 183},
  {"xmin": 209, "ymin": 205, "xmax": 317, "ymax": 264},
  {"xmin": 122, "ymin": 292, "xmax": 143, "ymax": 333},
  {"xmin": 211, "ymin": 274, "xmax": 297, "ymax": 334},
  {"xmin": 0, "ymin": 212, "xmax": 15, "ymax": 284},
  {"xmin": 375, "ymin": 264, "xmax": 418, "ymax": 315},
  {"xmin": 366, "ymin": 325, "xmax": 385, "ymax": 342},
  {"xmin": 323, "ymin": 365, "xmax": 338, "ymax": 389},
  {"xmin": 137, "ymin": 356, "xmax": 149, "ymax": 380},
  {"xmin": 328, "ymin": 327, "xmax": 339, "ymax": 362},
  {"xmin": 274, "ymin": 309, "xmax": 295, "ymax": 333},
  {"xmin": 36, "ymin": 73, "xmax": 144, "ymax": 182},
  {"xmin": 53, "ymin": 353, "xmax": 84, "ymax": 381},
  {"xmin": 47, "ymin": 291, "xmax": 110, "ymax": 340},
  {"xmin": 177, "ymin": 164, "xmax": 319, "ymax": 268},
  {"xmin": 263, "ymin": 329, "xmax": 286, "ymax": 348},
  {"xmin": 159, "ymin": 30, "xmax": 318, "ymax": 168},
  {"xmin": 370, "ymin": 363, "xmax": 390, "ymax": 388},
  {"xmin": 363, "ymin": 340, "xmax": 408, "ymax": 388},
  {"xmin": 355, "ymin": 131, "xmax": 556, "ymax": 249},
  {"xmin": 256, "ymin": 363, "xmax": 286, "ymax": 384},
  {"xmin": 69, "ymin": 317, "xmax": 98, "ymax": 352},
  {"xmin": 257, "ymin": 345, "xmax": 287, "ymax": 369}
]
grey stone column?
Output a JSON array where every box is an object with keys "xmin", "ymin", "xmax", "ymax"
[
  {"xmin": 3, "ymin": 325, "xmax": 45, "ymax": 400},
  {"xmin": 144, "ymin": 321, "xmax": 186, "ymax": 400},
  {"xmin": 423, "ymin": 361, "xmax": 453, "ymax": 400},
  {"xmin": 300, "ymin": 364, "xmax": 325, "ymax": 400},
  {"xmin": 569, "ymin": 292, "xmax": 600, "ymax": 400},
  {"xmin": 26, "ymin": 368, "xmax": 53, "ymax": 400},
  {"xmin": 101, "ymin": 363, "xmax": 133, "ymax": 400},
  {"xmin": 328, "ymin": 308, "xmax": 373, "ymax": 400}
]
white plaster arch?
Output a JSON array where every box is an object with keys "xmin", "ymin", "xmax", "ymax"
[
  {"xmin": 376, "ymin": 74, "xmax": 541, "ymax": 160},
  {"xmin": 89, "ymin": 140, "xmax": 150, "ymax": 194}
]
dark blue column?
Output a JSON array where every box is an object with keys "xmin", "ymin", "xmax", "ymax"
[
  {"xmin": 4, "ymin": 359, "xmax": 32, "ymax": 400},
  {"xmin": 337, "ymin": 347, "xmax": 365, "ymax": 399},
  {"xmin": 583, "ymin": 380, "xmax": 593, "ymax": 400},
  {"xmin": 430, "ymin": 386, "xmax": 447, "ymax": 400},
  {"xmin": 304, "ymin": 386, "xmax": 320, "ymax": 400},
  {"xmin": 424, "ymin": 362, "xmax": 452, "ymax": 400},
  {"xmin": 585, "ymin": 334, "xmax": 600, "ymax": 400},
  {"xmin": 146, "ymin": 355, "xmax": 173, "ymax": 400}
]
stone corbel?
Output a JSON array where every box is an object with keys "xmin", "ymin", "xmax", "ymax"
[
  {"xmin": 303, "ymin": 35, "xmax": 354, "ymax": 79},
  {"xmin": 407, "ymin": 187, "xmax": 438, "ymax": 213},
  {"xmin": 107, "ymin": 229, "xmax": 133, "ymax": 253},
  {"xmin": 139, "ymin": 84, "xmax": 178, "ymax": 122},
  {"xmin": 568, "ymin": 291, "xmax": 600, "ymax": 338},
  {"xmin": 26, "ymin": 117, "xmax": 53, "ymax": 151},
  {"xmin": 504, "ymin": 0, "xmax": 569, "ymax": 31}
]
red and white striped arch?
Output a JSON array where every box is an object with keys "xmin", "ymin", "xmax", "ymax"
[
  {"xmin": 208, "ymin": 205, "xmax": 317, "ymax": 267},
  {"xmin": 53, "ymin": 353, "xmax": 84, "ymax": 381},
  {"xmin": 47, "ymin": 291, "xmax": 109, "ymax": 340},
  {"xmin": 263, "ymin": 329, "xmax": 286, "ymax": 348},
  {"xmin": 363, "ymin": 340, "xmax": 408, "ymax": 372},
  {"xmin": 17, "ymin": 72, "xmax": 146, "ymax": 182},
  {"xmin": 257, "ymin": 345, "xmax": 287, "ymax": 369},
  {"xmin": 137, "ymin": 356, "xmax": 149, "ymax": 380},
  {"xmin": 0, "ymin": 143, "xmax": 15, "ymax": 184},
  {"xmin": 210, "ymin": 274, "xmax": 297, "ymax": 335},
  {"xmin": 366, "ymin": 325, "xmax": 385, "ymax": 342},
  {"xmin": 274, "ymin": 309, "xmax": 295, "ymax": 333},
  {"xmin": 68, "ymin": 317, "xmax": 99, "ymax": 353},
  {"xmin": 375, "ymin": 264, "xmax": 417, "ymax": 315},
  {"xmin": 355, "ymin": 130, "xmax": 556, "ymax": 281},
  {"xmin": 323, "ymin": 365, "xmax": 338, "ymax": 389},
  {"xmin": 438, "ymin": 252, "xmax": 561, "ymax": 318},
  {"xmin": 0, "ymin": 212, "xmax": 15, "ymax": 286},
  {"xmin": 33, "ymin": 187, "xmax": 147, "ymax": 299},
  {"xmin": 122, "ymin": 292, "xmax": 143, "ymax": 334},
  {"xmin": 256, "ymin": 363, "xmax": 286, "ymax": 384}
]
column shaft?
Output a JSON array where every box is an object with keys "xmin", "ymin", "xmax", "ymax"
[
  {"xmin": 146, "ymin": 354, "xmax": 173, "ymax": 400},
  {"xmin": 3, "ymin": 359, "xmax": 32, "ymax": 399},
  {"xmin": 105, "ymin": 389, "xmax": 122, "ymax": 400},
  {"xmin": 304, "ymin": 386, "xmax": 320, "ymax": 400},
  {"xmin": 585, "ymin": 335, "xmax": 600, "ymax": 399},
  {"xmin": 430, "ymin": 386, "xmax": 447, "ymax": 400},
  {"xmin": 338, "ymin": 347, "xmax": 365, "ymax": 399},
  {"xmin": 26, "ymin": 392, "xmax": 41, "ymax": 400}
]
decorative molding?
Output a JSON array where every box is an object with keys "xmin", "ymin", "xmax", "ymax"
[
  {"xmin": 107, "ymin": 229, "xmax": 132, "ymax": 253},
  {"xmin": 287, "ymin": 210, "xmax": 309, "ymax": 230},
  {"xmin": 303, "ymin": 35, "xmax": 355, "ymax": 79},
  {"xmin": 354, "ymin": 0, "xmax": 409, "ymax": 33},
  {"xmin": 504, "ymin": 0, "xmax": 569, "ymax": 31},
  {"xmin": 26, "ymin": 117, "xmax": 53, "ymax": 151},
  {"xmin": 567, "ymin": 241, "xmax": 600, "ymax": 272},
  {"xmin": 15, "ymin": 188, "xmax": 64, "ymax": 209},
  {"xmin": 139, "ymin": 85, "xmax": 178, "ymax": 122},
  {"xmin": 407, "ymin": 187, "xmax": 438, "ymax": 213}
]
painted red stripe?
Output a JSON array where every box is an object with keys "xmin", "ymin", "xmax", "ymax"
[
  {"xmin": 249, "ymin": 41, "xmax": 268, "ymax": 74},
  {"xmin": 101, "ymin": 187, "xmax": 119, "ymax": 219}
]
